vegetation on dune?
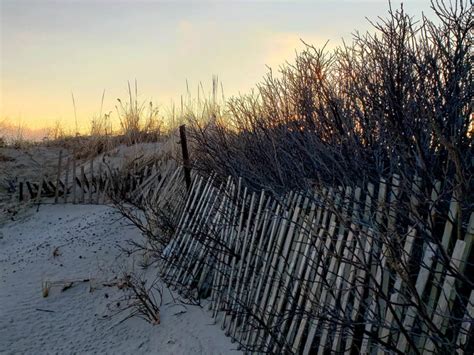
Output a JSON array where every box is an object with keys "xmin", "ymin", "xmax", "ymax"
[
  {"xmin": 112, "ymin": 2, "xmax": 472, "ymax": 353},
  {"xmin": 191, "ymin": 1, "xmax": 472, "ymax": 194},
  {"xmin": 1, "ymin": 1, "xmax": 472, "ymax": 352},
  {"xmin": 2, "ymin": 0, "xmax": 471, "ymax": 239}
]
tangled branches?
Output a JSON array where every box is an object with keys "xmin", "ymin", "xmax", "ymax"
[{"xmin": 190, "ymin": 1, "xmax": 473, "ymax": 207}]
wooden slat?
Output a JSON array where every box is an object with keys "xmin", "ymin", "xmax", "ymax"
[
  {"xmin": 301, "ymin": 187, "xmax": 347, "ymax": 354},
  {"xmin": 426, "ymin": 192, "xmax": 460, "ymax": 310},
  {"xmin": 211, "ymin": 178, "xmax": 242, "ymax": 318},
  {"xmin": 89, "ymin": 159, "xmax": 94, "ymax": 204},
  {"xmin": 26, "ymin": 181, "xmax": 34, "ymax": 199},
  {"xmin": 359, "ymin": 178, "xmax": 389, "ymax": 354},
  {"xmin": 290, "ymin": 189, "xmax": 335, "ymax": 353},
  {"xmin": 80, "ymin": 166, "xmax": 86, "ymax": 204},
  {"xmin": 35, "ymin": 172, "xmax": 44, "ymax": 207},
  {"xmin": 161, "ymin": 176, "xmax": 204, "ymax": 280},
  {"xmin": 396, "ymin": 242, "xmax": 438, "ymax": 353},
  {"xmin": 223, "ymin": 187, "xmax": 250, "ymax": 334},
  {"xmin": 239, "ymin": 197, "xmax": 277, "ymax": 345},
  {"xmin": 18, "ymin": 180, "xmax": 24, "ymax": 202},
  {"xmin": 285, "ymin": 189, "xmax": 327, "ymax": 352},
  {"xmin": 95, "ymin": 162, "xmax": 102, "ymax": 204},
  {"xmin": 180, "ymin": 182, "xmax": 225, "ymax": 287},
  {"xmin": 377, "ymin": 227, "xmax": 416, "ymax": 353},
  {"xmin": 250, "ymin": 193, "xmax": 301, "ymax": 349},
  {"xmin": 72, "ymin": 157, "xmax": 77, "ymax": 204},
  {"xmin": 160, "ymin": 173, "xmax": 196, "ymax": 276},
  {"xmin": 229, "ymin": 191, "xmax": 259, "ymax": 339},
  {"xmin": 268, "ymin": 195, "xmax": 310, "ymax": 353},
  {"xmin": 63, "ymin": 157, "xmax": 70, "ymax": 203},
  {"xmin": 377, "ymin": 177, "xmax": 420, "ymax": 354},
  {"xmin": 425, "ymin": 212, "xmax": 473, "ymax": 353},
  {"xmin": 194, "ymin": 178, "xmax": 234, "ymax": 290},
  {"xmin": 332, "ymin": 185, "xmax": 373, "ymax": 353},
  {"xmin": 318, "ymin": 187, "xmax": 361, "ymax": 354},
  {"xmin": 54, "ymin": 150, "xmax": 63, "ymax": 203},
  {"xmin": 456, "ymin": 290, "xmax": 474, "ymax": 353},
  {"xmin": 173, "ymin": 178, "xmax": 218, "ymax": 285},
  {"xmin": 210, "ymin": 179, "xmax": 238, "ymax": 316},
  {"xmin": 221, "ymin": 183, "xmax": 249, "ymax": 330},
  {"xmin": 417, "ymin": 191, "xmax": 460, "ymax": 350},
  {"xmin": 173, "ymin": 177, "xmax": 218, "ymax": 286},
  {"xmin": 244, "ymin": 195, "xmax": 286, "ymax": 346},
  {"xmin": 301, "ymin": 188, "xmax": 344, "ymax": 354}
]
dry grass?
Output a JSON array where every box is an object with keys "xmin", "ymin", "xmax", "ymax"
[{"xmin": 115, "ymin": 80, "xmax": 163, "ymax": 146}]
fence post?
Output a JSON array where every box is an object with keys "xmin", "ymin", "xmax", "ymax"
[
  {"xmin": 72, "ymin": 157, "xmax": 77, "ymax": 204},
  {"xmin": 36, "ymin": 173, "xmax": 44, "ymax": 210},
  {"xmin": 81, "ymin": 166, "xmax": 86, "ymax": 203},
  {"xmin": 26, "ymin": 181, "xmax": 34, "ymax": 199},
  {"xmin": 18, "ymin": 180, "xmax": 24, "ymax": 202},
  {"xmin": 64, "ymin": 157, "xmax": 70, "ymax": 204},
  {"xmin": 89, "ymin": 159, "xmax": 94, "ymax": 204},
  {"xmin": 54, "ymin": 150, "xmax": 63, "ymax": 203},
  {"xmin": 179, "ymin": 124, "xmax": 192, "ymax": 191},
  {"xmin": 96, "ymin": 162, "xmax": 102, "ymax": 204}
]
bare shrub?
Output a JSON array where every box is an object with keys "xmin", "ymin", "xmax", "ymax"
[
  {"xmin": 190, "ymin": 1, "xmax": 472, "ymax": 203},
  {"xmin": 107, "ymin": 272, "xmax": 162, "ymax": 325},
  {"xmin": 171, "ymin": 1, "xmax": 473, "ymax": 353}
]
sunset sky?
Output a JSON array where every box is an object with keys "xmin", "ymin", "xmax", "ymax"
[{"xmin": 1, "ymin": 0, "xmax": 434, "ymax": 134}]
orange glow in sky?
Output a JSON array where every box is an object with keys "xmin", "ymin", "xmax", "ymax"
[{"xmin": 1, "ymin": 0, "xmax": 434, "ymax": 136}]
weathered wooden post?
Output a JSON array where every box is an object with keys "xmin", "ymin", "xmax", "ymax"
[
  {"xmin": 26, "ymin": 181, "xmax": 34, "ymax": 199},
  {"xmin": 72, "ymin": 157, "xmax": 77, "ymax": 204},
  {"xmin": 179, "ymin": 124, "xmax": 192, "ymax": 191},
  {"xmin": 19, "ymin": 180, "xmax": 24, "ymax": 202},
  {"xmin": 64, "ymin": 157, "xmax": 70, "ymax": 203},
  {"xmin": 54, "ymin": 150, "xmax": 63, "ymax": 203},
  {"xmin": 36, "ymin": 172, "xmax": 44, "ymax": 210},
  {"xmin": 96, "ymin": 162, "xmax": 102, "ymax": 204},
  {"xmin": 89, "ymin": 159, "xmax": 94, "ymax": 204},
  {"xmin": 80, "ymin": 166, "xmax": 86, "ymax": 203}
]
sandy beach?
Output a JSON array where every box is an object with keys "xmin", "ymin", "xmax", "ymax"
[{"xmin": 0, "ymin": 204, "xmax": 238, "ymax": 354}]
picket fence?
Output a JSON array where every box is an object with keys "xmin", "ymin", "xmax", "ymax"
[
  {"xmin": 15, "ymin": 146, "xmax": 473, "ymax": 354},
  {"xmin": 161, "ymin": 174, "xmax": 473, "ymax": 354},
  {"xmin": 16, "ymin": 144, "xmax": 180, "ymax": 207}
]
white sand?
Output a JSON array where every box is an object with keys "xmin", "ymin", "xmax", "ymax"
[{"xmin": 0, "ymin": 205, "xmax": 239, "ymax": 354}]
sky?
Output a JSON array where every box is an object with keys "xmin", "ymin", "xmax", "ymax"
[{"xmin": 1, "ymin": 0, "xmax": 435, "ymax": 135}]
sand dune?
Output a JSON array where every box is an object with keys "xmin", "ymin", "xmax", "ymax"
[{"xmin": 0, "ymin": 204, "xmax": 238, "ymax": 354}]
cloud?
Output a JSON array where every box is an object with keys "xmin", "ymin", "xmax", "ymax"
[{"xmin": 261, "ymin": 32, "xmax": 336, "ymax": 69}]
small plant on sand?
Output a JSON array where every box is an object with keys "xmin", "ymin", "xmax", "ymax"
[
  {"xmin": 42, "ymin": 281, "xmax": 50, "ymax": 298},
  {"xmin": 110, "ymin": 272, "xmax": 162, "ymax": 325}
]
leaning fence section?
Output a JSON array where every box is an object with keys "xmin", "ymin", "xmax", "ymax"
[
  {"xmin": 11, "ymin": 138, "xmax": 473, "ymax": 354},
  {"xmin": 16, "ymin": 137, "xmax": 181, "ymax": 207},
  {"xmin": 161, "ymin": 174, "xmax": 473, "ymax": 354}
]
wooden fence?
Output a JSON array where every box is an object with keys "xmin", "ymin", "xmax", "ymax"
[
  {"xmin": 12, "ymin": 139, "xmax": 473, "ymax": 354},
  {"xmin": 16, "ymin": 148, "xmax": 179, "ymax": 207},
  {"xmin": 161, "ymin": 174, "xmax": 473, "ymax": 354},
  {"xmin": 16, "ymin": 131, "xmax": 185, "ymax": 208}
]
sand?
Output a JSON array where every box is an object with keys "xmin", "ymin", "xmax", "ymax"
[
  {"xmin": 0, "ymin": 204, "xmax": 239, "ymax": 354},
  {"xmin": 0, "ymin": 140, "xmax": 173, "ymax": 224}
]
